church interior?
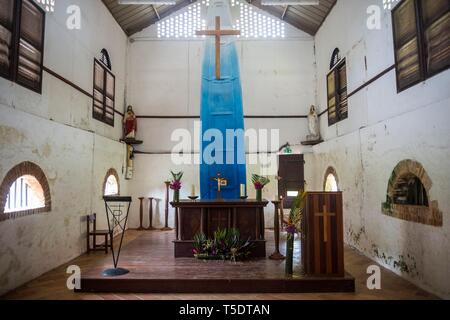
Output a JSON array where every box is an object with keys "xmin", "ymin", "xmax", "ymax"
[{"xmin": 0, "ymin": 0, "xmax": 449, "ymax": 301}]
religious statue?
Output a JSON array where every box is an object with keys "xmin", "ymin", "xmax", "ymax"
[
  {"xmin": 123, "ymin": 105, "xmax": 137, "ymax": 140},
  {"xmin": 306, "ymin": 105, "xmax": 321, "ymax": 142}
]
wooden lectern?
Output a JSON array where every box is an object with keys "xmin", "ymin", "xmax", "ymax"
[{"xmin": 302, "ymin": 192, "xmax": 344, "ymax": 277}]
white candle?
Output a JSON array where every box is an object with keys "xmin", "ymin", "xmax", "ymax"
[
  {"xmin": 240, "ymin": 184, "xmax": 246, "ymax": 197},
  {"xmin": 191, "ymin": 184, "xmax": 196, "ymax": 197}
]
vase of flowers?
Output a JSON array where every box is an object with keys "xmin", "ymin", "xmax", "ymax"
[
  {"xmin": 251, "ymin": 174, "xmax": 270, "ymax": 202},
  {"xmin": 285, "ymin": 231, "xmax": 295, "ymax": 275},
  {"xmin": 170, "ymin": 171, "xmax": 183, "ymax": 202},
  {"xmin": 285, "ymin": 190, "xmax": 306, "ymax": 275}
]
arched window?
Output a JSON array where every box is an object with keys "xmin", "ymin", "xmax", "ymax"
[
  {"xmin": 382, "ymin": 159, "xmax": 442, "ymax": 226},
  {"xmin": 103, "ymin": 168, "xmax": 120, "ymax": 196},
  {"xmin": 330, "ymin": 48, "xmax": 341, "ymax": 69},
  {"xmin": 100, "ymin": 48, "xmax": 112, "ymax": 70},
  {"xmin": 392, "ymin": 173, "xmax": 428, "ymax": 206},
  {"xmin": 0, "ymin": 162, "xmax": 51, "ymax": 221},
  {"xmin": 323, "ymin": 166, "xmax": 339, "ymax": 192}
]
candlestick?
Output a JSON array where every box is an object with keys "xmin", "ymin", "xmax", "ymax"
[
  {"xmin": 240, "ymin": 184, "xmax": 246, "ymax": 197},
  {"xmin": 147, "ymin": 197, "xmax": 156, "ymax": 230},
  {"xmin": 161, "ymin": 181, "xmax": 173, "ymax": 231},
  {"xmin": 138, "ymin": 197, "xmax": 145, "ymax": 230},
  {"xmin": 270, "ymin": 200, "xmax": 285, "ymax": 260}
]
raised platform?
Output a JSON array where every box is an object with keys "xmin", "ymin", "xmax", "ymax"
[{"xmin": 78, "ymin": 231, "xmax": 355, "ymax": 294}]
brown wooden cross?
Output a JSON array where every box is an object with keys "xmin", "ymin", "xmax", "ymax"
[
  {"xmin": 196, "ymin": 16, "xmax": 240, "ymax": 80},
  {"xmin": 315, "ymin": 205, "xmax": 336, "ymax": 243}
]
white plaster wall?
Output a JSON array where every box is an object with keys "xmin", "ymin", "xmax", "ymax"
[
  {"xmin": 128, "ymin": 154, "xmax": 284, "ymax": 230},
  {"xmin": 126, "ymin": 3, "xmax": 316, "ymax": 229},
  {"xmin": 311, "ymin": 0, "xmax": 450, "ymax": 298},
  {"xmin": 0, "ymin": 0, "xmax": 128, "ymax": 295}
]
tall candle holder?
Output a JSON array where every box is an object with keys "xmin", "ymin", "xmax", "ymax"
[
  {"xmin": 269, "ymin": 200, "xmax": 286, "ymax": 260},
  {"xmin": 161, "ymin": 181, "xmax": 173, "ymax": 231},
  {"xmin": 147, "ymin": 197, "xmax": 156, "ymax": 230},
  {"xmin": 138, "ymin": 197, "xmax": 145, "ymax": 230}
]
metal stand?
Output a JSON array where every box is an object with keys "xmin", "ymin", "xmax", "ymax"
[
  {"xmin": 161, "ymin": 181, "xmax": 173, "ymax": 231},
  {"xmin": 102, "ymin": 196, "xmax": 132, "ymax": 277},
  {"xmin": 147, "ymin": 197, "xmax": 156, "ymax": 230},
  {"xmin": 270, "ymin": 200, "xmax": 285, "ymax": 260}
]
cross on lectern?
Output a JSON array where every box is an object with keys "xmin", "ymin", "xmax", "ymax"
[
  {"xmin": 315, "ymin": 205, "xmax": 336, "ymax": 243},
  {"xmin": 196, "ymin": 16, "xmax": 241, "ymax": 80}
]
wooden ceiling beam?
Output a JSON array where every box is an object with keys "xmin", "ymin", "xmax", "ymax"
[
  {"xmin": 281, "ymin": 5, "xmax": 289, "ymax": 20},
  {"xmin": 153, "ymin": 5, "xmax": 161, "ymax": 20}
]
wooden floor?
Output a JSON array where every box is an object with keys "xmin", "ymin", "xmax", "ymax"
[
  {"xmin": 2, "ymin": 230, "xmax": 438, "ymax": 300},
  {"xmin": 78, "ymin": 230, "xmax": 354, "ymax": 293}
]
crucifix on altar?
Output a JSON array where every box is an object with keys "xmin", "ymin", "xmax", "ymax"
[
  {"xmin": 196, "ymin": 16, "xmax": 241, "ymax": 80},
  {"xmin": 211, "ymin": 173, "xmax": 228, "ymax": 199}
]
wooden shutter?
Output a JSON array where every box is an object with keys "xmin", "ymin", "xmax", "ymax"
[
  {"xmin": 16, "ymin": 0, "xmax": 45, "ymax": 92},
  {"xmin": 0, "ymin": 0, "xmax": 15, "ymax": 78},
  {"xmin": 327, "ymin": 70, "xmax": 337, "ymax": 125},
  {"xmin": 105, "ymin": 71, "xmax": 115, "ymax": 125},
  {"xmin": 420, "ymin": 0, "xmax": 450, "ymax": 76},
  {"xmin": 93, "ymin": 60, "xmax": 105, "ymax": 120},
  {"xmin": 327, "ymin": 59, "xmax": 348, "ymax": 126},
  {"xmin": 337, "ymin": 61, "xmax": 348, "ymax": 121},
  {"xmin": 393, "ymin": 0, "xmax": 422, "ymax": 91},
  {"xmin": 93, "ymin": 59, "xmax": 115, "ymax": 126}
]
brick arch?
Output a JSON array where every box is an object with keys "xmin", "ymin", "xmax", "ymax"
[
  {"xmin": 323, "ymin": 166, "xmax": 339, "ymax": 191},
  {"xmin": 103, "ymin": 168, "xmax": 120, "ymax": 196},
  {"xmin": 0, "ymin": 161, "xmax": 51, "ymax": 221},
  {"xmin": 382, "ymin": 159, "xmax": 442, "ymax": 226}
]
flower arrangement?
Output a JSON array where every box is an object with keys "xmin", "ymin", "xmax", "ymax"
[
  {"xmin": 193, "ymin": 228, "xmax": 253, "ymax": 262},
  {"xmin": 251, "ymin": 174, "xmax": 270, "ymax": 201},
  {"xmin": 169, "ymin": 171, "xmax": 183, "ymax": 202},
  {"xmin": 285, "ymin": 189, "xmax": 306, "ymax": 275}
]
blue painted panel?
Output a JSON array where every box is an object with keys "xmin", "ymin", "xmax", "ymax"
[{"xmin": 200, "ymin": 39, "xmax": 246, "ymax": 200}]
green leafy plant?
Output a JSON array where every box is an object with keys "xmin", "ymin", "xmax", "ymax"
[
  {"xmin": 193, "ymin": 228, "xmax": 253, "ymax": 261},
  {"xmin": 285, "ymin": 189, "xmax": 306, "ymax": 275},
  {"xmin": 285, "ymin": 189, "xmax": 306, "ymax": 236}
]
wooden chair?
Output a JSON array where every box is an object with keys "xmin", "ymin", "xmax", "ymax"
[{"xmin": 86, "ymin": 213, "xmax": 112, "ymax": 254}]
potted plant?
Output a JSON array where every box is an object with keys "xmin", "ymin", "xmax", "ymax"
[
  {"xmin": 285, "ymin": 190, "xmax": 306, "ymax": 275},
  {"xmin": 169, "ymin": 171, "xmax": 183, "ymax": 202},
  {"xmin": 193, "ymin": 228, "xmax": 253, "ymax": 261},
  {"xmin": 251, "ymin": 174, "xmax": 270, "ymax": 202}
]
